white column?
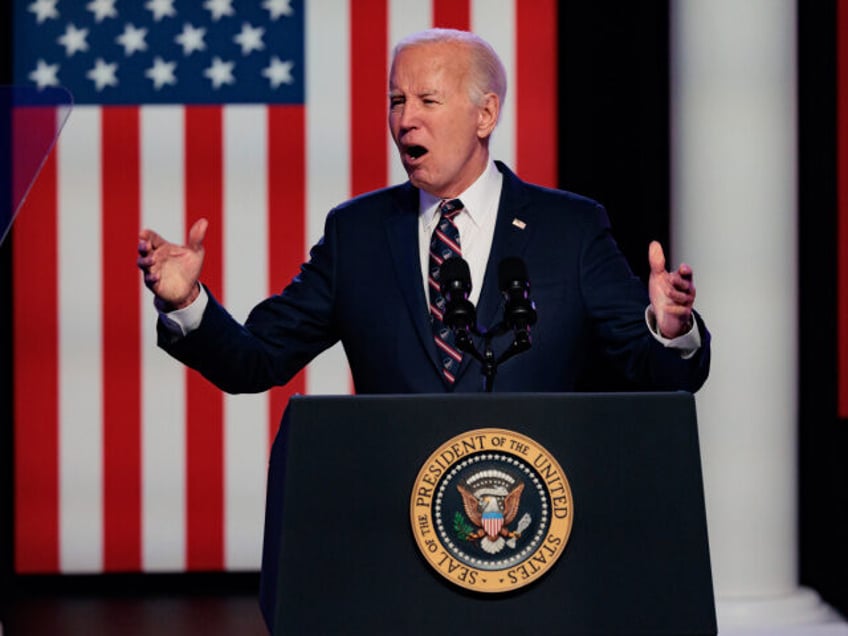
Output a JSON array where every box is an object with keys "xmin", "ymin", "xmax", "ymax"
[{"xmin": 670, "ymin": 0, "xmax": 837, "ymax": 630}]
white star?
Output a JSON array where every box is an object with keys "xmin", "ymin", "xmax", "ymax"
[
  {"xmin": 175, "ymin": 23, "xmax": 206, "ymax": 55},
  {"xmin": 28, "ymin": 0, "xmax": 59, "ymax": 23},
  {"xmin": 262, "ymin": 56, "xmax": 293, "ymax": 89},
  {"xmin": 203, "ymin": 0, "xmax": 234, "ymax": 21},
  {"xmin": 145, "ymin": 57, "xmax": 177, "ymax": 90},
  {"xmin": 145, "ymin": 0, "xmax": 176, "ymax": 21},
  {"xmin": 57, "ymin": 24, "xmax": 90, "ymax": 57},
  {"xmin": 262, "ymin": 0, "xmax": 293, "ymax": 20},
  {"xmin": 233, "ymin": 23, "xmax": 265, "ymax": 56},
  {"xmin": 86, "ymin": 58, "xmax": 119, "ymax": 91},
  {"xmin": 204, "ymin": 57, "xmax": 235, "ymax": 89},
  {"xmin": 29, "ymin": 59, "xmax": 61, "ymax": 89},
  {"xmin": 116, "ymin": 23, "xmax": 148, "ymax": 56},
  {"xmin": 86, "ymin": 0, "xmax": 117, "ymax": 23}
]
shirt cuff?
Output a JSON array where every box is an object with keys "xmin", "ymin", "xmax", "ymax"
[
  {"xmin": 156, "ymin": 285, "xmax": 209, "ymax": 338},
  {"xmin": 644, "ymin": 306, "xmax": 701, "ymax": 360}
]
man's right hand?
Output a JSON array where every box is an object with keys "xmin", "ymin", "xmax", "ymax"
[{"xmin": 137, "ymin": 218, "xmax": 208, "ymax": 310}]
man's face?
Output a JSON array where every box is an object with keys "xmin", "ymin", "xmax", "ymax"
[{"xmin": 389, "ymin": 42, "xmax": 497, "ymax": 199}]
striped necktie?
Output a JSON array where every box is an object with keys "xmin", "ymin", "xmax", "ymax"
[{"xmin": 428, "ymin": 198, "xmax": 464, "ymax": 385}]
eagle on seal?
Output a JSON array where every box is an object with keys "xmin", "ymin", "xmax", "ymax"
[{"xmin": 457, "ymin": 481, "xmax": 525, "ymax": 542}]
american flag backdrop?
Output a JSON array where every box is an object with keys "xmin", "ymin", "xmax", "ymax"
[{"xmin": 11, "ymin": 0, "xmax": 557, "ymax": 573}]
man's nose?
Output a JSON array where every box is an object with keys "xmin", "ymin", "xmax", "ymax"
[{"xmin": 396, "ymin": 102, "xmax": 420, "ymax": 131}]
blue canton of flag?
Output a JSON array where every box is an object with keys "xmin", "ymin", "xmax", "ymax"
[{"xmin": 14, "ymin": 0, "xmax": 304, "ymax": 105}]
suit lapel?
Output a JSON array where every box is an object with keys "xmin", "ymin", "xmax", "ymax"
[{"xmin": 384, "ymin": 184, "xmax": 446, "ymax": 379}]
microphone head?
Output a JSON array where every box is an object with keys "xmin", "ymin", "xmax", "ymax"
[
  {"xmin": 498, "ymin": 257, "xmax": 529, "ymax": 297},
  {"xmin": 499, "ymin": 257, "xmax": 537, "ymax": 328},
  {"xmin": 439, "ymin": 257, "xmax": 472, "ymax": 298}
]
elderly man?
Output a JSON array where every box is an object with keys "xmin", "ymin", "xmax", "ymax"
[{"xmin": 137, "ymin": 28, "xmax": 709, "ymax": 396}]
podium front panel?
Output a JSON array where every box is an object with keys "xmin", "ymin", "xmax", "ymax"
[{"xmin": 263, "ymin": 392, "xmax": 716, "ymax": 635}]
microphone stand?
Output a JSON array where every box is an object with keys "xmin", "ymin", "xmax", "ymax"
[{"xmin": 448, "ymin": 318, "xmax": 533, "ymax": 393}]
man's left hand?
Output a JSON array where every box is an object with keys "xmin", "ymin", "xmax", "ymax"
[{"xmin": 648, "ymin": 240, "xmax": 696, "ymax": 339}]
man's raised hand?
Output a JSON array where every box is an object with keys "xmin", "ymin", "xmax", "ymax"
[
  {"xmin": 137, "ymin": 218, "xmax": 208, "ymax": 310},
  {"xmin": 648, "ymin": 240, "xmax": 696, "ymax": 339}
]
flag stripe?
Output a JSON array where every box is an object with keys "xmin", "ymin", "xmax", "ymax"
[
  {"xmin": 58, "ymin": 108, "xmax": 104, "ymax": 572},
  {"xmin": 184, "ymin": 106, "xmax": 225, "ymax": 570},
  {"xmin": 13, "ymin": 108, "xmax": 60, "ymax": 573},
  {"xmin": 267, "ymin": 105, "xmax": 307, "ymax": 444},
  {"xmin": 433, "ymin": 0, "xmax": 470, "ymax": 29},
  {"xmin": 351, "ymin": 0, "xmax": 389, "ymax": 197},
  {"xmin": 516, "ymin": 0, "xmax": 557, "ymax": 187},
  {"xmin": 101, "ymin": 106, "xmax": 143, "ymax": 571},
  {"xmin": 305, "ymin": 0, "xmax": 353, "ymax": 395},
  {"xmin": 140, "ymin": 106, "xmax": 187, "ymax": 571},
  {"xmin": 223, "ymin": 105, "xmax": 270, "ymax": 570}
]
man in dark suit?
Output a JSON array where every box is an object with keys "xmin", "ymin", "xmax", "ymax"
[{"xmin": 137, "ymin": 28, "xmax": 709, "ymax": 397}]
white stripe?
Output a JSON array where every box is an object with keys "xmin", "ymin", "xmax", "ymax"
[
  {"xmin": 222, "ymin": 105, "xmax": 269, "ymax": 570},
  {"xmin": 57, "ymin": 106, "xmax": 103, "ymax": 572},
  {"xmin": 388, "ymin": 0, "xmax": 433, "ymax": 186},
  {"xmin": 305, "ymin": 0, "xmax": 352, "ymax": 395},
  {"xmin": 140, "ymin": 105, "xmax": 187, "ymax": 571},
  {"xmin": 472, "ymin": 0, "xmax": 516, "ymax": 170}
]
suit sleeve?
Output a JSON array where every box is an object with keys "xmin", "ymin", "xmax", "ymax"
[
  {"xmin": 579, "ymin": 204, "xmax": 711, "ymax": 392},
  {"xmin": 157, "ymin": 209, "xmax": 342, "ymax": 394}
]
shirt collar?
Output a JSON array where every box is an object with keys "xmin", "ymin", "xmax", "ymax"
[{"xmin": 419, "ymin": 160, "xmax": 501, "ymax": 229}]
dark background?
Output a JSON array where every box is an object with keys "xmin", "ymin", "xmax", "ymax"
[{"xmin": 1, "ymin": 0, "xmax": 845, "ymax": 626}]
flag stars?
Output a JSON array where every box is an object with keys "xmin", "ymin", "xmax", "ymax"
[
  {"xmin": 262, "ymin": 56, "xmax": 294, "ymax": 89},
  {"xmin": 146, "ymin": 57, "xmax": 177, "ymax": 90},
  {"xmin": 87, "ymin": 58, "xmax": 119, "ymax": 91},
  {"xmin": 145, "ymin": 0, "xmax": 176, "ymax": 21},
  {"xmin": 262, "ymin": 0, "xmax": 294, "ymax": 20},
  {"xmin": 204, "ymin": 0, "xmax": 235, "ymax": 21},
  {"xmin": 117, "ymin": 24, "xmax": 148, "ymax": 56},
  {"xmin": 29, "ymin": 59, "xmax": 61, "ymax": 89},
  {"xmin": 86, "ymin": 0, "xmax": 118, "ymax": 23},
  {"xmin": 204, "ymin": 57, "xmax": 235, "ymax": 89},
  {"xmin": 58, "ymin": 24, "xmax": 90, "ymax": 57},
  {"xmin": 29, "ymin": 0, "xmax": 59, "ymax": 23},
  {"xmin": 234, "ymin": 23, "xmax": 265, "ymax": 56},
  {"xmin": 175, "ymin": 23, "xmax": 206, "ymax": 55}
]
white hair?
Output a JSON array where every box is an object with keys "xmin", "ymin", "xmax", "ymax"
[{"xmin": 391, "ymin": 28, "xmax": 507, "ymax": 111}]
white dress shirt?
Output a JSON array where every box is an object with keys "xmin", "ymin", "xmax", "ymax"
[{"xmin": 418, "ymin": 160, "xmax": 502, "ymax": 307}]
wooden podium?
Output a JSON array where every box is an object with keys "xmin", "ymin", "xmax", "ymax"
[{"xmin": 260, "ymin": 393, "xmax": 716, "ymax": 635}]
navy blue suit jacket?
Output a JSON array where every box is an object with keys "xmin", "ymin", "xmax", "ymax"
[{"xmin": 161, "ymin": 162, "xmax": 710, "ymax": 394}]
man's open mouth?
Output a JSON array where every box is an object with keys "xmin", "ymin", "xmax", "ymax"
[{"xmin": 405, "ymin": 145, "xmax": 428, "ymax": 160}]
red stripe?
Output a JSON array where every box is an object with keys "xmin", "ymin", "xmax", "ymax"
[
  {"xmin": 840, "ymin": 0, "xmax": 848, "ymax": 418},
  {"xmin": 434, "ymin": 336, "xmax": 462, "ymax": 362},
  {"xmin": 350, "ymin": 0, "xmax": 388, "ymax": 197},
  {"xmin": 516, "ymin": 0, "xmax": 558, "ymax": 187},
  {"xmin": 435, "ymin": 229, "xmax": 461, "ymax": 255},
  {"xmin": 13, "ymin": 107, "xmax": 60, "ymax": 572},
  {"xmin": 267, "ymin": 105, "xmax": 307, "ymax": 446},
  {"xmin": 101, "ymin": 107, "xmax": 142, "ymax": 571},
  {"xmin": 184, "ymin": 106, "xmax": 225, "ymax": 569},
  {"xmin": 433, "ymin": 0, "xmax": 469, "ymax": 29}
]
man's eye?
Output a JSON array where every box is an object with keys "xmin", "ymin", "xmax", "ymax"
[{"xmin": 390, "ymin": 97, "xmax": 404, "ymax": 108}]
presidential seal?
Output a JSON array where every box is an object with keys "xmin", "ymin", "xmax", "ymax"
[{"xmin": 410, "ymin": 428, "xmax": 573, "ymax": 592}]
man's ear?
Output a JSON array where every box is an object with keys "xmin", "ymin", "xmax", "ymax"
[{"xmin": 477, "ymin": 93, "xmax": 500, "ymax": 139}]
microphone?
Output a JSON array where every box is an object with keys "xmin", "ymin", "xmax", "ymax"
[
  {"xmin": 439, "ymin": 257, "xmax": 476, "ymax": 331},
  {"xmin": 498, "ymin": 257, "xmax": 537, "ymax": 342}
]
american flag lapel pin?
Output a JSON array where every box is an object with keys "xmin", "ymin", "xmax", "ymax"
[{"xmin": 512, "ymin": 218, "xmax": 527, "ymax": 230}]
